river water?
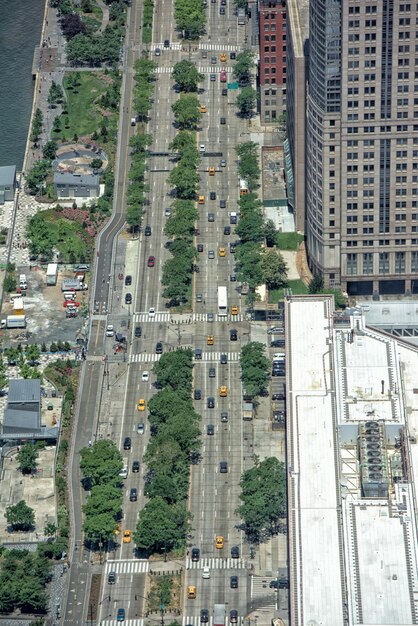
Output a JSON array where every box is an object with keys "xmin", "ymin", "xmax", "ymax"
[{"xmin": 0, "ymin": 0, "xmax": 45, "ymax": 170}]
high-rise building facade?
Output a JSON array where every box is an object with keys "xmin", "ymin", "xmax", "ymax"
[
  {"xmin": 259, "ymin": 0, "xmax": 287, "ymax": 124},
  {"xmin": 306, "ymin": 0, "xmax": 418, "ymax": 296}
]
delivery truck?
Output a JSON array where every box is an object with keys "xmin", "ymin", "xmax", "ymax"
[
  {"xmin": 213, "ymin": 604, "xmax": 225, "ymax": 626},
  {"xmin": 46, "ymin": 263, "xmax": 58, "ymax": 286},
  {"xmin": 61, "ymin": 279, "xmax": 88, "ymax": 292},
  {"xmin": 1, "ymin": 315, "xmax": 27, "ymax": 329}
]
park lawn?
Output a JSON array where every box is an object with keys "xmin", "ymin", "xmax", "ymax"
[
  {"xmin": 63, "ymin": 71, "xmax": 118, "ymax": 138},
  {"xmin": 276, "ymin": 232, "xmax": 304, "ymax": 251},
  {"xmin": 269, "ymin": 279, "xmax": 308, "ymax": 303}
]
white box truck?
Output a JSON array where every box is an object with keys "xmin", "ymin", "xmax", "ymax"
[
  {"xmin": 46, "ymin": 263, "xmax": 58, "ymax": 286},
  {"xmin": 1, "ymin": 315, "xmax": 27, "ymax": 329}
]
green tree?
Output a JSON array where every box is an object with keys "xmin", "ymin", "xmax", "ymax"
[
  {"xmin": 169, "ymin": 130, "xmax": 197, "ymax": 154},
  {"xmin": 234, "ymin": 0, "xmax": 248, "ymax": 8},
  {"xmin": 83, "ymin": 511, "xmax": 117, "ymax": 544},
  {"xmin": 42, "ymin": 140, "xmax": 58, "ymax": 161},
  {"xmin": 308, "ymin": 274, "xmax": 324, "ymax": 294},
  {"xmin": 90, "ymin": 158, "xmax": 103, "ymax": 170},
  {"xmin": 17, "ymin": 443, "xmax": 38, "ymax": 475},
  {"xmin": 164, "ymin": 204, "xmax": 199, "ymax": 239},
  {"xmin": 168, "ymin": 163, "xmax": 199, "ymax": 199},
  {"xmin": 264, "ymin": 219, "xmax": 277, "ymax": 247},
  {"xmin": 172, "ymin": 60, "xmax": 204, "ymax": 92},
  {"xmin": 237, "ymin": 457, "xmax": 286, "ymax": 542},
  {"xmin": 134, "ymin": 497, "xmax": 191, "ymax": 553},
  {"xmin": 175, "ymin": 0, "xmax": 206, "ymax": 39},
  {"xmin": 240, "ymin": 342, "xmax": 270, "ymax": 397},
  {"xmin": 235, "ymin": 242, "xmax": 263, "ymax": 289},
  {"xmin": 25, "ymin": 344, "xmax": 41, "ymax": 365},
  {"xmin": 260, "ymin": 249, "xmax": 288, "ymax": 289},
  {"xmin": 83, "ymin": 483, "xmax": 123, "ymax": 518},
  {"xmin": 44, "ymin": 522, "xmax": 57, "ymax": 537},
  {"xmin": 233, "ymin": 50, "xmax": 255, "ymax": 84},
  {"xmin": 152, "ymin": 350, "xmax": 194, "ymax": 395},
  {"xmin": 236, "ymin": 86, "xmax": 258, "ymax": 118},
  {"xmin": 79, "ymin": 439, "xmax": 123, "ymax": 487},
  {"xmin": 235, "ymin": 211, "xmax": 265, "ymax": 243},
  {"xmin": 3, "ymin": 273, "xmax": 17, "ymax": 293},
  {"xmin": 172, "ymin": 95, "xmax": 201, "ymax": 130},
  {"xmin": 5, "ymin": 500, "xmax": 35, "ymax": 531}
]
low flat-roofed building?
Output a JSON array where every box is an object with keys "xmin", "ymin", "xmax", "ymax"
[
  {"xmin": 54, "ymin": 171, "xmax": 100, "ymax": 199},
  {"xmin": 0, "ymin": 165, "xmax": 17, "ymax": 204},
  {"xmin": 286, "ymin": 295, "xmax": 418, "ymax": 625}
]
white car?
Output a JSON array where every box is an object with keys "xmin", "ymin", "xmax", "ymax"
[
  {"xmin": 200, "ymin": 144, "xmax": 205, "ymax": 153},
  {"xmin": 202, "ymin": 566, "xmax": 210, "ymax": 579},
  {"xmin": 220, "ymin": 159, "xmax": 226, "ymax": 167},
  {"xmin": 106, "ymin": 325, "xmax": 114, "ymax": 337},
  {"xmin": 137, "ymin": 422, "xmax": 145, "ymax": 435},
  {"xmin": 165, "ymin": 207, "xmax": 172, "ymax": 217},
  {"xmin": 149, "ymin": 307, "xmax": 155, "ymax": 317},
  {"xmin": 142, "ymin": 371, "xmax": 149, "ymax": 382}
]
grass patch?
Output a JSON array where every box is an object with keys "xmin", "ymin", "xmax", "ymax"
[
  {"xmin": 142, "ymin": 0, "xmax": 154, "ymax": 44},
  {"xmin": 62, "ymin": 72, "xmax": 119, "ymax": 138},
  {"xmin": 276, "ymin": 232, "xmax": 304, "ymax": 251},
  {"xmin": 147, "ymin": 575, "xmax": 181, "ymax": 612},
  {"xmin": 269, "ymin": 279, "xmax": 308, "ymax": 303}
]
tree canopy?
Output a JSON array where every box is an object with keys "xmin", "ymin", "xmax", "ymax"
[
  {"xmin": 5, "ymin": 500, "xmax": 35, "ymax": 531},
  {"xmin": 172, "ymin": 61, "xmax": 204, "ymax": 92},
  {"xmin": 240, "ymin": 342, "xmax": 270, "ymax": 397},
  {"xmin": 175, "ymin": 0, "xmax": 206, "ymax": 39}
]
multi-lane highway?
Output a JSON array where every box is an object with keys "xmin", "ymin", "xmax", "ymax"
[{"xmin": 63, "ymin": 2, "xmax": 276, "ymax": 626}]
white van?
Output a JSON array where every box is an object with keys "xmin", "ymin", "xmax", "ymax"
[{"xmin": 63, "ymin": 292, "xmax": 76, "ymax": 301}]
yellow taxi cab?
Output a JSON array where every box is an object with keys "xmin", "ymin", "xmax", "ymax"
[
  {"xmin": 187, "ymin": 585, "xmax": 197, "ymax": 599},
  {"xmin": 220, "ymin": 52, "xmax": 227, "ymax": 62},
  {"xmin": 215, "ymin": 535, "xmax": 224, "ymax": 549},
  {"xmin": 198, "ymin": 195, "xmax": 205, "ymax": 204},
  {"xmin": 209, "ymin": 166, "xmax": 215, "ymax": 176},
  {"xmin": 219, "ymin": 386, "xmax": 228, "ymax": 397},
  {"xmin": 207, "ymin": 335, "xmax": 214, "ymax": 346},
  {"xmin": 231, "ymin": 305, "xmax": 239, "ymax": 315},
  {"xmin": 123, "ymin": 530, "xmax": 131, "ymax": 543},
  {"xmin": 199, "ymin": 104, "xmax": 207, "ymax": 113},
  {"xmin": 137, "ymin": 398, "xmax": 146, "ymax": 411},
  {"xmin": 219, "ymin": 248, "xmax": 226, "ymax": 257}
]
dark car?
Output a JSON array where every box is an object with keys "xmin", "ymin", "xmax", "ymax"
[
  {"xmin": 156, "ymin": 342, "xmax": 163, "ymax": 354},
  {"xmin": 230, "ymin": 575, "xmax": 238, "ymax": 588},
  {"xmin": 207, "ymin": 397, "xmax": 215, "ymax": 408},
  {"xmin": 208, "ymin": 213, "xmax": 215, "ymax": 222},
  {"xmin": 210, "ymin": 191, "xmax": 216, "ymax": 200},
  {"xmin": 194, "ymin": 388, "xmax": 202, "ymax": 400},
  {"xmin": 224, "ymin": 226, "xmax": 231, "ymax": 235},
  {"xmin": 108, "ymin": 571, "xmax": 117, "ymax": 584},
  {"xmin": 164, "ymin": 39, "xmax": 170, "ymax": 47},
  {"xmin": 230, "ymin": 242, "xmax": 236, "ymax": 253},
  {"xmin": 230, "ymin": 51, "xmax": 236, "ymax": 59},
  {"xmin": 117, "ymin": 609, "xmax": 125, "ymax": 622},
  {"xmin": 220, "ymin": 6, "xmax": 225, "ymax": 13},
  {"xmin": 207, "ymin": 424, "xmax": 215, "ymax": 435},
  {"xmin": 129, "ymin": 488, "xmax": 138, "ymax": 502},
  {"xmin": 132, "ymin": 460, "xmax": 140, "ymax": 472},
  {"xmin": 222, "ymin": 88, "xmax": 228, "ymax": 96},
  {"xmin": 144, "ymin": 225, "xmax": 152, "ymax": 236},
  {"xmin": 191, "ymin": 547, "xmax": 200, "ymax": 561},
  {"xmin": 123, "ymin": 437, "xmax": 131, "ymax": 450},
  {"xmin": 220, "ymin": 353, "xmax": 227, "ymax": 364},
  {"xmin": 230, "ymin": 611, "xmax": 238, "ymax": 624},
  {"xmin": 209, "ymin": 367, "xmax": 216, "ymax": 377},
  {"xmin": 221, "ymin": 411, "xmax": 228, "ymax": 422},
  {"xmin": 230, "ymin": 329, "xmax": 238, "ymax": 341},
  {"xmin": 147, "ymin": 255, "xmax": 155, "ymax": 267},
  {"xmin": 220, "ymin": 461, "xmax": 228, "ymax": 473},
  {"xmin": 220, "ymin": 116, "xmax": 226, "ymax": 124},
  {"xmin": 125, "ymin": 293, "xmax": 132, "ymax": 304},
  {"xmin": 197, "ymin": 243, "xmax": 204, "ymax": 252},
  {"xmin": 125, "ymin": 275, "xmax": 132, "ymax": 286},
  {"xmin": 220, "ymin": 199, "xmax": 226, "ymax": 208},
  {"xmin": 271, "ymin": 339, "xmax": 285, "ymax": 347},
  {"xmin": 272, "ymin": 368, "xmax": 285, "ymax": 377},
  {"xmin": 135, "ymin": 325, "xmax": 142, "ymax": 337},
  {"xmin": 230, "ymin": 274, "xmax": 236, "ymax": 282},
  {"xmin": 231, "ymin": 545, "xmax": 240, "ymax": 558},
  {"xmin": 200, "ymin": 610, "xmax": 209, "ymax": 623}
]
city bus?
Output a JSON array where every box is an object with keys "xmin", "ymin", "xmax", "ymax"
[{"xmin": 218, "ymin": 286, "xmax": 228, "ymax": 317}]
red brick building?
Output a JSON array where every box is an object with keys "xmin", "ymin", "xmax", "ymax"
[{"xmin": 259, "ymin": 0, "xmax": 287, "ymax": 124}]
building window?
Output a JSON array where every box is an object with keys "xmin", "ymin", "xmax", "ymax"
[
  {"xmin": 347, "ymin": 253, "xmax": 358, "ymax": 275},
  {"xmin": 379, "ymin": 252, "xmax": 390, "ymax": 274},
  {"xmin": 363, "ymin": 253, "xmax": 373, "ymax": 274},
  {"xmin": 395, "ymin": 251, "xmax": 406, "ymax": 273},
  {"xmin": 411, "ymin": 251, "xmax": 418, "ymax": 272}
]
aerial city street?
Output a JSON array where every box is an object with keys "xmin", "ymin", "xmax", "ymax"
[{"xmin": 3, "ymin": 1, "xmax": 418, "ymax": 626}]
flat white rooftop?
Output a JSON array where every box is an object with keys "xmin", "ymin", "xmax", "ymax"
[{"xmin": 287, "ymin": 296, "xmax": 344, "ymax": 625}]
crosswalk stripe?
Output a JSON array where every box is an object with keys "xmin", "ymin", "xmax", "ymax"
[
  {"xmin": 105, "ymin": 559, "xmax": 149, "ymax": 575},
  {"xmin": 183, "ymin": 618, "xmax": 244, "ymax": 626},
  {"xmin": 133, "ymin": 312, "xmax": 170, "ymax": 322},
  {"xmin": 129, "ymin": 353, "xmax": 162, "ymax": 364},
  {"xmin": 199, "ymin": 43, "xmax": 241, "ymax": 51},
  {"xmin": 192, "ymin": 313, "xmax": 243, "ymax": 322},
  {"xmin": 151, "ymin": 43, "xmax": 182, "ymax": 50},
  {"xmin": 186, "ymin": 557, "xmax": 246, "ymax": 569},
  {"xmin": 154, "ymin": 66, "xmax": 234, "ymax": 74},
  {"xmin": 251, "ymin": 576, "xmax": 278, "ymax": 609},
  {"xmin": 102, "ymin": 620, "xmax": 144, "ymax": 626},
  {"xmin": 193, "ymin": 351, "xmax": 240, "ymax": 362}
]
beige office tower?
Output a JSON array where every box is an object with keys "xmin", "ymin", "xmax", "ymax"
[{"xmin": 305, "ymin": 0, "xmax": 418, "ymax": 297}]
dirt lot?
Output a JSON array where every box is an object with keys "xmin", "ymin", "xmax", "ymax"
[{"xmin": 1, "ymin": 266, "xmax": 89, "ymax": 347}]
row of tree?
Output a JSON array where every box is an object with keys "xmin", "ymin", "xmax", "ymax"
[
  {"xmin": 237, "ymin": 457, "xmax": 286, "ymax": 543},
  {"xmin": 233, "ymin": 145, "xmax": 288, "ymax": 294},
  {"xmin": 80, "ymin": 440, "xmax": 123, "ymax": 545},
  {"xmin": 142, "ymin": 0, "xmax": 154, "ymax": 44},
  {"xmin": 175, "ymin": 0, "xmax": 206, "ymax": 40},
  {"xmin": 30, "ymin": 108, "xmax": 43, "ymax": 145},
  {"xmin": 134, "ymin": 350, "xmax": 199, "ymax": 554},
  {"xmin": 233, "ymin": 51, "xmax": 258, "ymax": 118},
  {"xmin": 126, "ymin": 59, "xmax": 157, "ymax": 229},
  {"xmin": 240, "ymin": 342, "xmax": 270, "ymax": 398}
]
